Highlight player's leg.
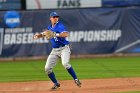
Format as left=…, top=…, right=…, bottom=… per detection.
left=61, top=49, right=77, bottom=79
left=45, top=53, right=60, bottom=90
left=61, top=45, right=81, bottom=87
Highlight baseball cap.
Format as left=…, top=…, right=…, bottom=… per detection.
left=50, top=12, right=59, bottom=18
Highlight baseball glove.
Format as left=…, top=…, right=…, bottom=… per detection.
left=41, top=30, right=56, bottom=39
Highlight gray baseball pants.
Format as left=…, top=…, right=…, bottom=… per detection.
left=45, top=45, right=71, bottom=74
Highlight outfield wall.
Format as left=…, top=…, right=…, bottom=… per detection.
left=0, top=7, right=140, bottom=57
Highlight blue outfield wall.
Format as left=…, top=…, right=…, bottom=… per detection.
left=0, top=7, right=140, bottom=57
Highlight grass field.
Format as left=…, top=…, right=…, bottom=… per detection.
left=0, top=56, right=140, bottom=82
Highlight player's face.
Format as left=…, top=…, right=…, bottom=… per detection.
left=50, top=16, right=59, bottom=25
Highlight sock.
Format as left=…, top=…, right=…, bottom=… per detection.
left=67, top=67, right=77, bottom=80
left=48, top=72, right=58, bottom=84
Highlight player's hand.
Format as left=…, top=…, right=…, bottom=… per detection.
left=33, top=33, right=41, bottom=39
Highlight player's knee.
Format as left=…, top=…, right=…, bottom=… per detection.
left=62, top=63, right=71, bottom=69
left=45, top=66, right=52, bottom=74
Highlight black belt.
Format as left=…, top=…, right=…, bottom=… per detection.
left=54, top=44, right=66, bottom=48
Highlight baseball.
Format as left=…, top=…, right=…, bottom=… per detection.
left=33, top=33, right=39, bottom=39
left=33, top=35, right=38, bottom=39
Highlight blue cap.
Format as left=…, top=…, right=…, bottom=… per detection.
left=50, top=12, right=59, bottom=18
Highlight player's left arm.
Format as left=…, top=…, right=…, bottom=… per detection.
left=56, top=23, right=69, bottom=37
left=56, top=32, right=69, bottom=37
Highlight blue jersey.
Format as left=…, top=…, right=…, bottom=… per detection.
left=47, top=21, right=69, bottom=48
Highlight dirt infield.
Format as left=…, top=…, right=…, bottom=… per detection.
left=0, top=77, right=140, bottom=93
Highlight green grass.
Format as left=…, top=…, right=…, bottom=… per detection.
left=0, top=56, right=140, bottom=82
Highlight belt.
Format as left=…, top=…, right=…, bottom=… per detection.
left=53, top=44, right=68, bottom=48
left=59, top=44, right=66, bottom=47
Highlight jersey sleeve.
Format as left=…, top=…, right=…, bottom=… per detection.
left=47, top=25, right=51, bottom=30
left=58, top=23, right=68, bottom=33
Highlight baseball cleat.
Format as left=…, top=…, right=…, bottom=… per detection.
left=50, top=83, right=60, bottom=91
left=75, top=79, right=82, bottom=88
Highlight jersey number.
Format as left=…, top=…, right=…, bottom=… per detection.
left=54, top=37, right=58, bottom=41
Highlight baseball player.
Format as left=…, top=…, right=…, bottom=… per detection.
left=33, top=12, right=81, bottom=90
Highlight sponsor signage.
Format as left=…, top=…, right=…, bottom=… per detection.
left=1, top=7, right=140, bottom=57
left=4, top=27, right=48, bottom=45
left=26, top=0, right=101, bottom=9
left=4, top=11, right=20, bottom=28
left=68, top=30, right=121, bottom=42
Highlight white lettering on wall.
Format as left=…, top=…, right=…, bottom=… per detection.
left=68, top=30, right=121, bottom=42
